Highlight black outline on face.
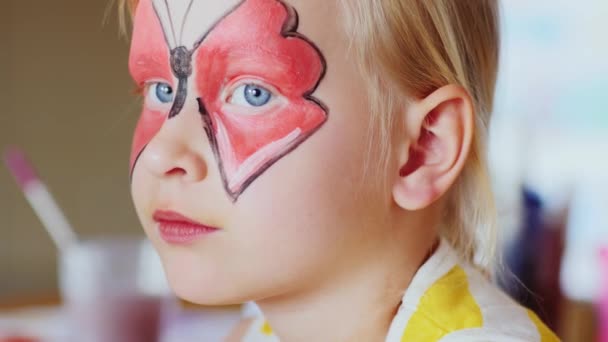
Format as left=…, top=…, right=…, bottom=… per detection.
left=131, top=0, right=328, bottom=202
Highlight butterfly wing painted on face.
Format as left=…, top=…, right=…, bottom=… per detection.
left=129, top=0, right=328, bottom=202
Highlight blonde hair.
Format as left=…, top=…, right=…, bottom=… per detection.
left=118, top=0, right=500, bottom=271
left=340, top=0, right=500, bottom=271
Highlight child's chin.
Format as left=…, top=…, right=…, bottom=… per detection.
left=170, top=282, right=248, bottom=306
left=164, top=263, right=248, bottom=306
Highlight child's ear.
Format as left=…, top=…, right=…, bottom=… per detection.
left=392, top=85, right=474, bottom=211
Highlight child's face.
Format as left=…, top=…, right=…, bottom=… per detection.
left=130, top=0, right=391, bottom=304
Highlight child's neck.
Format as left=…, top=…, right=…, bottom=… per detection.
left=256, top=222, right=438, bottom=341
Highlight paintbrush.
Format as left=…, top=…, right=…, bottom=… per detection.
left=3, top=147, right=78, bottom=251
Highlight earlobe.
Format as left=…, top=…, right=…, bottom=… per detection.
left=392, top=85, right=474, bottom=211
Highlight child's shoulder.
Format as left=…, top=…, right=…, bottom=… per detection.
left=385, top=239, right=560, bottom=342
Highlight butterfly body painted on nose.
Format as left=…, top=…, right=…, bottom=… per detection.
left=168, top=46, right=192, bottom=118
left=130, top=0, right=328, bottom=201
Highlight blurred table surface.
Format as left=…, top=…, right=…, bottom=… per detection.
left=0, top=294, right=61, bottom=311
left=0, top=293, right=243, bottom=341
left=1, top=294, right=600, bottom=342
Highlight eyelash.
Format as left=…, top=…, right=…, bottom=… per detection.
left=133, top=78, right=282, bottom=113
left=223, top=79, right=282, bottom=110
left=136, top=80, right=176, bottom=113
left=133, top=80, right=167, bottom=97
left=133, top=84, right=145, bottom=97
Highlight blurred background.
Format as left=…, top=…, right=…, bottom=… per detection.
left=0, top=2, right=139, bottom=293
left=489, top=1, right=608, bottom=340
left=0, top=0, right=607, bottom=341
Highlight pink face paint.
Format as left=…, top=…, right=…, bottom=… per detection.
left=128, top=0, right=173, bottom=171
left=195, top=0, right=327, bottom=199
left=128, top=0, right=327, bottom=201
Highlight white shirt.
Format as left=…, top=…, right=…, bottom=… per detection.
left=242, top=239, right=558, bottom=341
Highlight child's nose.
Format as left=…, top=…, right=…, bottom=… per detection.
left=139, top=109, right=208, bottom=183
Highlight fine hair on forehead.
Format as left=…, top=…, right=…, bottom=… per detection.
left=118, top=0, right=500, bottom=272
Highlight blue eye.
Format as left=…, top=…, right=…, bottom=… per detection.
left=244, top=84, right=272, bottom=106
left=148, top=82, right=174, bottom=104
left=229, top=84, right=273, bottom=107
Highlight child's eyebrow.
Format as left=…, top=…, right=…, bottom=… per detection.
left=128, top=49, right=173, bottom=85
left=128, top=0, right=173, bottom=85
left=193, top=0, right=326, bottom=95
left=216, top=46, right=323, bottom=94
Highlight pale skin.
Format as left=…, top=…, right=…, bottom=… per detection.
left=129, top=0, right=474, bottom=341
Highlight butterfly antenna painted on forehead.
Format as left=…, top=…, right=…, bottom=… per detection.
left=191, top=0, right=246, bottom=51
left=163, top=0, right=178, bottom=46
left=179, top=0, right=195, bottom=45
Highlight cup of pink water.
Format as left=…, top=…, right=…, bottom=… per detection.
left=59, top=237, right=174, bottom=342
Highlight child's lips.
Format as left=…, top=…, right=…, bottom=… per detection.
left=153, top=210, right=220, bottom=245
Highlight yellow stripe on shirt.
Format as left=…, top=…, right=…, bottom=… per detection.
left=401, top=266, right=483, bottom=341
left=527, top=309, right=560, bottom=342
left=260, top=321, right=274, bottom=336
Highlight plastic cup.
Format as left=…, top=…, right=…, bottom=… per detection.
left=58, top=237, right=173, bottom=342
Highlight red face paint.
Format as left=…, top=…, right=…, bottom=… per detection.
left=128, top=0, right=173, bottom=171
left=129, top=0, right=327, bottom=201
left=195, top=0, right=327, bottom=199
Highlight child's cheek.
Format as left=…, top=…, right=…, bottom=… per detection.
left=130, top=108, right=167, bottom=171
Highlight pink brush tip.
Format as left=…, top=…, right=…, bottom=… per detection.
left=601, top=246, right=608, bottom=289
left=601, top=247, right=608, bottom=262
left=3, top=147, right=39, bottom=189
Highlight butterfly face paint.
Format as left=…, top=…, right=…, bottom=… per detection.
left=129, top=0, right=328, bottom=201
